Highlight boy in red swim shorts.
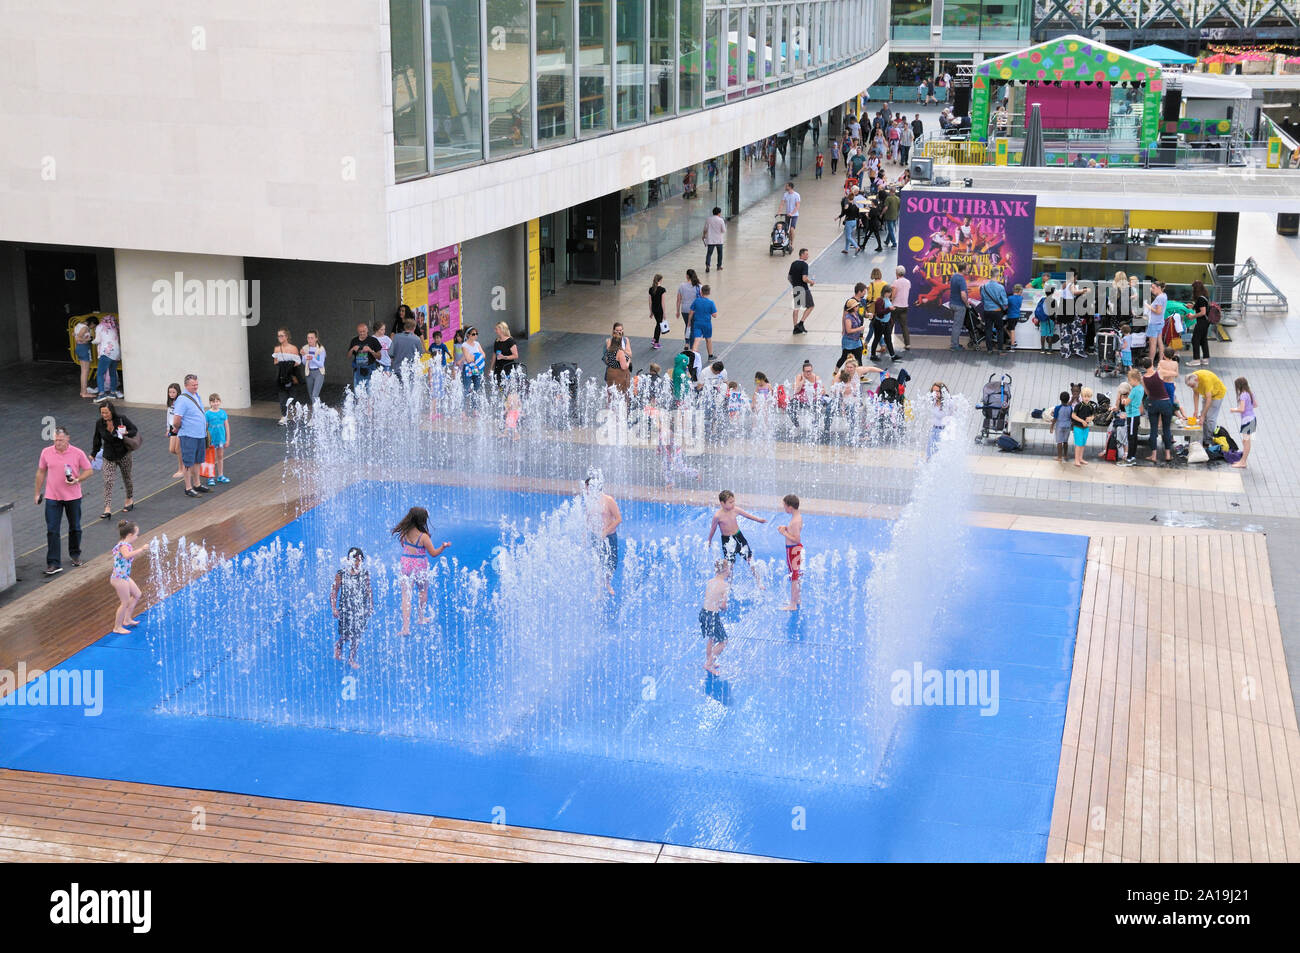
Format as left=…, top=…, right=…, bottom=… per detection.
left=777, top=493, right=803, bottom=611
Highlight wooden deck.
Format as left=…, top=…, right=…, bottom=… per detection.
left=1048, top=532, right=1300, bottom=862
left=0, top=770, right=779, bottom=863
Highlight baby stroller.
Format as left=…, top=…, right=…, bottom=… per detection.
left=769, top=214, right=793, bottom=256
left=1094, top=328, right=1122, bottom=379
left=975, top=372, right=1012, bottom=443
left=962, top=303, right=986, bottom=345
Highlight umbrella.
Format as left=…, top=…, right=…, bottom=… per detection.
left=1129, top=44, right=1196, bottom=66
left=1021, top=102, right=1046, bottom=167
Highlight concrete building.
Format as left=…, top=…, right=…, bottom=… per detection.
left=0, top=0, right=889, bottom=406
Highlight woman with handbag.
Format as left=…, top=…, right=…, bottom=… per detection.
left=604, top=332, right=632, bottom=394
left=92, top=400, right=139, bottom=518
left=273, top=327, right=303, bottom=425
left=649, top=274, right=667, bottom=349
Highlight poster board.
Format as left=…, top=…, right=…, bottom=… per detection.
left=400, top=244, right=462, bottom=343
left=896, top=191, right=1038, bottom=334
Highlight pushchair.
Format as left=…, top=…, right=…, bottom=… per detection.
left=1093, top=328, right=1122, bottom=379
left=769, top=214, right=793, bottom=256
left=975, top=372, right=1012, bottom=443
left=962, top=303, right=986, bottom=345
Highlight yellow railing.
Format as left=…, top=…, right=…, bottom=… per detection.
left=920, top=140, right=987, bottom=165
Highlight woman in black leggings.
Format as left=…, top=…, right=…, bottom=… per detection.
left=1143, top=365, right=1174, bottom=464
left=649, top=274, right=667, bottom=349
left=1189, top=279, right=1211, bottom=366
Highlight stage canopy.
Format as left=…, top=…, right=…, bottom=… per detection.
left=970, top=35, right=1165, bottom=148
left=1129, top=44, right=1197, bottom=66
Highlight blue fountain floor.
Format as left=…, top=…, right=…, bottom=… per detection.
left=0, top=483, right=1088, bottom=862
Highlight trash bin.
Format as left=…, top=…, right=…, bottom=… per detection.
left=1279, top=213, right=1299, bottom=236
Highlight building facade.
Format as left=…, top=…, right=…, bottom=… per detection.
left=0, top=0, right=888, bottom=406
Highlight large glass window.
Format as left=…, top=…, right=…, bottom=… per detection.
left=616, top=0, right=645, bottom=125
left=763, top=6, right=776, bottom=88
left=579, top=0, right=611, bottom=135
left=486, top=0, right=531, bottom=157
left=891, top=0, right=931, bottom=43
left=536, top=0, right=573, bottom=142
left=980, top=0, right=1030, bottom=44
left=727, top=9, right=742, bottom=98
left=943, top=0, right=982, bottom=43
left=679, top=0, right=703, bottom=111
left=746, top=5, right=759, bottom=91
left=649, top=0, right=675, bottom=117
left=428, top=0, right=483, bottom=169
left=790, top=4, right=802, bottom=78
left=704, top=7, right=723, bottom=104
left=391, top=0, right=427, bottom=180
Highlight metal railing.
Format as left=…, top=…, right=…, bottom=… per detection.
left=917, top=132, right=1294, bottom=170
left=1218, top=257, right=1289, bottom=318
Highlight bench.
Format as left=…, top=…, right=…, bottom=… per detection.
left=1009, top=410, right=1201, bottom=447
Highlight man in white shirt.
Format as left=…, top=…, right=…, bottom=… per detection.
left=703, top=206, right=727, bottom=272
left=892, top=266, right=913, bottom=350
left=778, top=182, right=802, bottom=241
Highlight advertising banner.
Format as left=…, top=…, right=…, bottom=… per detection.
left=400, top=244, right=462, bottom=343
left=896, top=192, right=1037, bottom=335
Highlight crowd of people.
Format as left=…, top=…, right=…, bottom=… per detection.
left=1044, top=351, right=1257, bottom=470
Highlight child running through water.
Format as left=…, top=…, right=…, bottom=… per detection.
left=109, top=521, right=149, bottom=634
left=1228, top=376, right=1256, bottom=469
left=707, top=489, right=767, bottom=581
left=331, top=547, right=373, bottom=669
left=777, top=494, right=803, bottom=611
left=392, top=507, right=452, bottom=636
left=205, top=393, right=231, bottom=485
left=700, top=559, right=732, bottom=675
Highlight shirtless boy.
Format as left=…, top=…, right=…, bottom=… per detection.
left=776, top=494, right=803, bottom=610
left=707, top=489, right=766, bottom=580
left=700, top=559, right=732, bottom=675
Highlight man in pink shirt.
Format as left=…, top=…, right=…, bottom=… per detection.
left=34, top=426, right=93, bottom=575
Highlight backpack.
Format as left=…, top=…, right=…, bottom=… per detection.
left=996, top=434, right=1022, bottom=452
left=1211, top=426, right=1239, bottom=452
left=1103, top=428, right=1118, bottom=461
left=1206, top=301, right=1222, bottom=324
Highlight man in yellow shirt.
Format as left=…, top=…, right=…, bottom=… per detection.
left=1185, top=369, right=1226, bottom=445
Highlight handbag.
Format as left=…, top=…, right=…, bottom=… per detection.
left=659, top=319, right=671, bottom=334
left=123, top=430, right=143, bottom=452
left=199, top=446, right=217, bottom=479
left=92, top=449, right=104, bottom=471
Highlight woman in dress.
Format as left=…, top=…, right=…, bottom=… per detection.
left=272, top=328, right=302, bottom=425
left=74, top=317, right=96, bottom=398
left=603, top=331, right=632, bottom=394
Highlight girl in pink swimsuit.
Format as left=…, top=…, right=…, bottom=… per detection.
left=391, top=506, right=451, bottom=636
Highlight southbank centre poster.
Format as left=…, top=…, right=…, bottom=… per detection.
left=896, top=192, right=1037, bottom=334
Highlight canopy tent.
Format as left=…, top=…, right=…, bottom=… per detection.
left=1128, top=44, right=1197, bottom=66
left=970, top=35, right=1165, bottom=149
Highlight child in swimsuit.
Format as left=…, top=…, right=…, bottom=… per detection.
left=331, top=547, right=373, bottom=669
left=391, top=506, right=452, bottom=636
left=707, top=489, right=766, bottom=581
left=109, top=520, right=149, bottom=635
left=700, top=560, right=732, bottom=675
left=777, top=494, right=803, bottom=611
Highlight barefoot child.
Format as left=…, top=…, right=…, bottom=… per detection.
left=700, top=559, right=732, bottom=675
left=205, top=393, right=231, bottom=485
left=392, top=507, right=452, bottom=636
left=1071, top=387, right=1097, bottom=467
left=331, top=547, right=373, bottom=669
left=109, top=521, right=149, bottom=634
left=1228, top=376, right=1256, bottom=469
left=777, top=494, right=803, bottom=610
left=707, top=489, right=767, bottom=580
left=1051, top=391, right=1072, bottom=463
